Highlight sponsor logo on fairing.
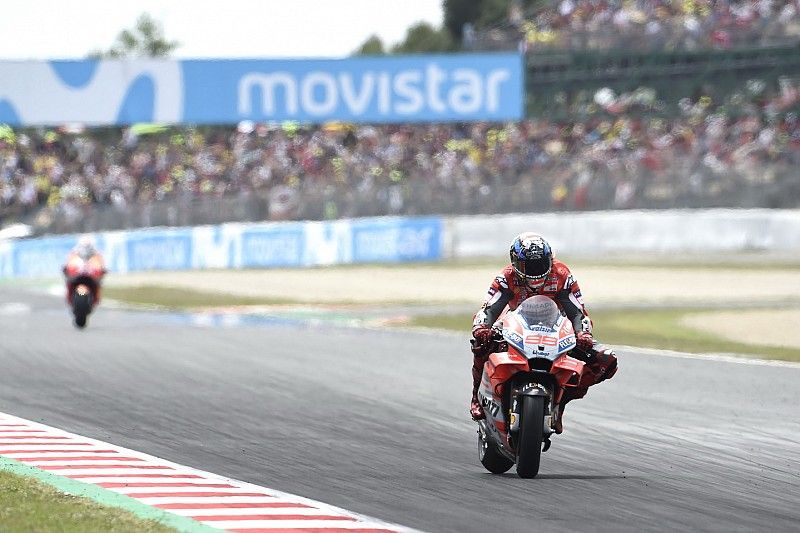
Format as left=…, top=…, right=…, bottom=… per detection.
left=558, top=335, right=576, bottom=352
left=505, top=330, right=523, bottom=346
left=479, top=393, right=501, bottom=417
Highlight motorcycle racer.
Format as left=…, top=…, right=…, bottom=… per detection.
left=62, top=236, right=106, bottom=306
left=470, top=232, right=617, bottom=432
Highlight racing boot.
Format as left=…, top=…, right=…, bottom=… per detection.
left=591, top=347, right=618, bottom=384
left=469, top=355, right=487, bottom=420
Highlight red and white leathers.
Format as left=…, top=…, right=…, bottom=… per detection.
left=63, top=251, right=106, bottom=306
left=470, top=260, right=617, bottom=426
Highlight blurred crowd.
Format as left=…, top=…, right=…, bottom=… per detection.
left=470, top=0, right=800, bottom=52
left=1, top=76, right=799, bottom=234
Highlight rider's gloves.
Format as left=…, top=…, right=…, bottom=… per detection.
left=471, top=325, right=494, bottom=357
left=576, top=331, right=594, bottom=352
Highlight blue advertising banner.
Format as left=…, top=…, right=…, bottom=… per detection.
left=0, top=54, right=523, bottom=126
left=125, top=232, right=192, bottom=271
left=0, top=216, right=445, bottom=278
left=12, top=235, right=77, bottom=278
left=351, top=217, right=442, bottom=263
left=241, top=225, right=304, bottom=267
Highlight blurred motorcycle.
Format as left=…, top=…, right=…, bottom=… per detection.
left=475, top=295, right=591, bottom=478
left=63, top=254, right=105, bottom=329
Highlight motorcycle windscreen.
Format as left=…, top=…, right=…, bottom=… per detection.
left=516, top=296, right=561, bottom=329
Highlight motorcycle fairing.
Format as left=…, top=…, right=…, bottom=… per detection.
left=64, top=255, right=104, bottom=280
left=479, top=349, right=529, bottom=448
left=485, top=350, right=529, bottom=398
left=64, top=255, right=104, bottom=307
left=556, top=318, right=577, bottom=355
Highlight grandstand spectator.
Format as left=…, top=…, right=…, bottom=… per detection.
left=0, top=76, right=798, bottom=235
left=475, top=0, right=800, bottom=52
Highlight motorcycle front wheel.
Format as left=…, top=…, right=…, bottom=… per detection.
left=516, top=395, right=545, bottom=478
left=73, top=291, right=92, bottom=329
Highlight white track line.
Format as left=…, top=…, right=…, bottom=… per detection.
left=621, top=345, right=800, bottom=369
left=195, top=520, right=394, bottom=529
left=110, top=487, right=270, bottom=495
left=169, top=507, right=338, bottom=517
left=136, top=489, right=284, bottom=502
left=69, top=476, right=210, bottom=483
left=0, top=448, right=115, bottom=454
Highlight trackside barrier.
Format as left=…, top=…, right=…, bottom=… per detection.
left=445, top=209, right=800, bottom=258
left=2, top=209, right=798, bottom=279
left=0, top=217, right=444, bottom=279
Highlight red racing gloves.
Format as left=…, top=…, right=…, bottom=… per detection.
left=576, top=331, right=594, bottom=352
left=471, top=325, right=494, bottom=357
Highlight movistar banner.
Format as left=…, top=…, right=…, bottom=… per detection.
left=0, top=54, right=523, bottom=126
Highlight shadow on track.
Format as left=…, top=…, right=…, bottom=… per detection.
left=472, top=473, right=629, bottom=480
left=536, top=473, right=629, bottom=480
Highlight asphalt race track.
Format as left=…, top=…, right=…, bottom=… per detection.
left=1, top=286, right=799, bottom=532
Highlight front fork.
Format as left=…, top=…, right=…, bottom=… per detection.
left=508, top=382, right=557, bottom=452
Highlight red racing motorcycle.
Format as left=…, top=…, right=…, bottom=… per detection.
left=63, top=254, right=105, bottom=329
left=475, top=295, right=589, bottom=478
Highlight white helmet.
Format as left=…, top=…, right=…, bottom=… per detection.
left=74, top=236, right=97, bottom=260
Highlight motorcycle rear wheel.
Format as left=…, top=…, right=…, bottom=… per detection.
left=516, top=395, right=545, bottom=478
left=478, top=428, right=513, bottom=474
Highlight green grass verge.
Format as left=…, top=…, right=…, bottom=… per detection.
left=408, top=308, right=800, bottom=362
left=0, top=470, right=176, bottom=532
left=103, top=285, right=295, bottom=308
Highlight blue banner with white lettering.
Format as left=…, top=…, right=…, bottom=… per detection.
left=351, top=217, right=442, bottom=263
left=0, top=54, right=523, bottom=126
left=125, top=232, right=193, bottom=271
left=241, top=225, right=305, bottom=267
left=0, top=216, right=444, bottom=278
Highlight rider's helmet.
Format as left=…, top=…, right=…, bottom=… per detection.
left=74, top=236, right=97, bottom=260
left=510, top=232, right=553, bottom=290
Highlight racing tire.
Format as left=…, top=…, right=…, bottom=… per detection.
left=516, top=395, right=545, bottom=478
left=478, top=428, right=513, bottom=474
left=73, top=291, right=92, bottom=330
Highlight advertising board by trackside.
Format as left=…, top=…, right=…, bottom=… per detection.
left=0, top=217, right=444, bottom=278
